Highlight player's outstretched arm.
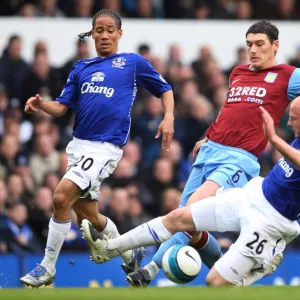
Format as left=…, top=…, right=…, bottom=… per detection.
left=25, top=94, right=69, bottom=118
left=260, top=106, right=300, bottom=169
left=156, top=90, right=174, bottom=151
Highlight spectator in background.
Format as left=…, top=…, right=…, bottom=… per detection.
left=122, top=140, right=141, bottom=177
left=167, top=44, right=183, bottom=67
left=102, top=188, right=131, bottom=234
left=0, top=85, right=9, bottom=135
left=73, top=0, right=94, bottom=18
left=0, top=35, right=29, bottom=102
left=0, top=134, right=20, bottom=179
left=137, top=43, right=152, bottom=61
left=144, top=158, right=175, bottom=215
left=21, top=53, right=61, bottom=111
left=289, top=45, right=300, bottom=68
left=4, top=202, right=41, bottom=254
left=161, top=188, right=181, bottom=214
left=160, top=140, right=192, bottom=188
left=0, top=179, right=8, bottom=215
left=275, top=0, right=300, bottom=20
left=28, top=187, right=53, bottom=246
left=225, top=47, right=248, bottom=77
left=18, top=3, right=37, bottom=17
left=131, top=95, right=163, bottom=166
left=6, top=173, right=31, bottom=205
left=63, top=210, right=88, bottom=251
left=126, top=183, right=152, bottom=228
left=29, top=134, right=60, bottom=188
left=14, top=153, right=34, bottom=195
left=235, top=0, right=252, bottom=19
left=210, top=0, right=235, bottom=19
left=44, top=172, right=60, bottom=193
left=61, top=40, right=91, bottom=81
left=191, top=46, right=214, bottom=83
left=110, top=157, right=136, bottom=188
left=36, top=0, right=65, bottom=17
left=34, top=40, right=48, bottom=57
left=100, top=0, right=122, bottom=14
left=164, top=0, right=194, bottom=19
left=194, top=0, right=211, bottom=19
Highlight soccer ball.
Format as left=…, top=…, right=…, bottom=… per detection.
left=162, top=244, right=202, bottom=284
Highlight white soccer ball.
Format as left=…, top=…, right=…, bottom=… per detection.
left=162, top=244, right=202, bottom=284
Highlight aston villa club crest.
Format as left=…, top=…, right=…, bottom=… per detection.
left=264, top=72, right=278, bottom=83
left=112, top=57, right=126, bottom=69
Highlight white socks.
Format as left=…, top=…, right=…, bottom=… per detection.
left=98, top=217, right=120, bottom=239
left=107, top=217, right=172, bottom=254
left=145, top=261, right=161, bottom=280
left=99, top=217, right=134, bottom=265
left=41, top=217, right=71, bottom=272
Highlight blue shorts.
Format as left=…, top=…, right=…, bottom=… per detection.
left=179, top=140, right=260, bottom=207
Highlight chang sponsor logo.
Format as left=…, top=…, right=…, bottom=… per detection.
left=278, top=157, right=294, bottom=178
left=81, top=82, right=115, bottom=98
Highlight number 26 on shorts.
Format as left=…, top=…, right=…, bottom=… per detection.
left=246, top=232, right=267, bottom=255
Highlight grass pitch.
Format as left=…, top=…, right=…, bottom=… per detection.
left=1, top=287, right=300, bottom=300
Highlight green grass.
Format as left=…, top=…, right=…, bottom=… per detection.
left=1, top=287, right=300, bottom=300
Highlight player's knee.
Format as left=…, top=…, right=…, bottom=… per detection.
left=167, top=208, right=192, bottom=231
left=206, top=270, right=228, bottom=286
left=53, top=191, right=69, bottom=212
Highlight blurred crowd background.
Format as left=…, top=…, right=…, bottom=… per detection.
left=1, top=0, right=300, bottom=20
left=1, top=0, right=300, bottom=257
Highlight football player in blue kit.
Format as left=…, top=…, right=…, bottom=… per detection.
left=82, top=96, right=300, bottom=286
left=20, top=9, right=174, bottom=287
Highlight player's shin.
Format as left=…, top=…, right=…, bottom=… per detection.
left=106, top=217, right=172, bottom=253
left=194, top=232, right=223, bottom=269
left=146, top=231, right=192, bottom=280
left=41, top=217, right=71, bottom=271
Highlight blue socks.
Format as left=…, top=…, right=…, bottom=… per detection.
left=153, top=231, right=191, bottom=267
left=197, top=232, right=223, bottom=269
left=152, top=231, right=222, bottom=269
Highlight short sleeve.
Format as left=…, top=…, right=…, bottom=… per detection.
left=287, top=68, right=300, bottom=101
left=56, top=64, right=78, bottom=109
left=135, top=54, right=172, bottom=98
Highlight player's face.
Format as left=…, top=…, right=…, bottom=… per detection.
left=246, top=33, right=279, bottom=70
left=92, top=16, right=122, bottom=57
left=288, top=105, right=300, bottom=138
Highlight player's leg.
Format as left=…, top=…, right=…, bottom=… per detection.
left=74, top=199, right=145, bottom=272
left=146, top=180, right=221, bottom=280
left=73, top=141, right=145, bottom=272
left=206, top=248, right=256, bottom=286
left=85, top=186, right=243, bottom=264
left=20, top=178, right=81, bottom=287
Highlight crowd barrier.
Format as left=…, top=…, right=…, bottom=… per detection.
left=1, top=251, right=300, bottom=288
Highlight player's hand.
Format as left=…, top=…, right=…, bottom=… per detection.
left=259, top=106, right=277, bottom=142
left=24, top=94, right=42, bottom=114
left=193, top=137, right=208, bottom=158
left=155, top=114, right=174, bottom=151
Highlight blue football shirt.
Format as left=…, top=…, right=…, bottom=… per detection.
left=262, top=139, right=300, bottom=220
left=56, top=53, right=172, bottom=146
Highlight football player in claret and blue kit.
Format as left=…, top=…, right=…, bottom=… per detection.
left=105, top=20, right=300, bottom=287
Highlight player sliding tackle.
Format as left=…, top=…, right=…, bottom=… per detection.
left=82, top=97, right=300, bottom=286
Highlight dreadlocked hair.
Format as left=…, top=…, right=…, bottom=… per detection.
left=78, top=9, right=122, bottom=42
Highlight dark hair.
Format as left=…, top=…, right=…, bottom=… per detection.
left=78, top=9, right=122, bottom=42
left=246, top=20, right=279, bottom=43
left=8, top=35, right=21, bottom=45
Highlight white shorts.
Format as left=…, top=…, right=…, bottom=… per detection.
left=63, top=138, right=123, bottom=200
left=190, top=177, right=300, bottom=284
